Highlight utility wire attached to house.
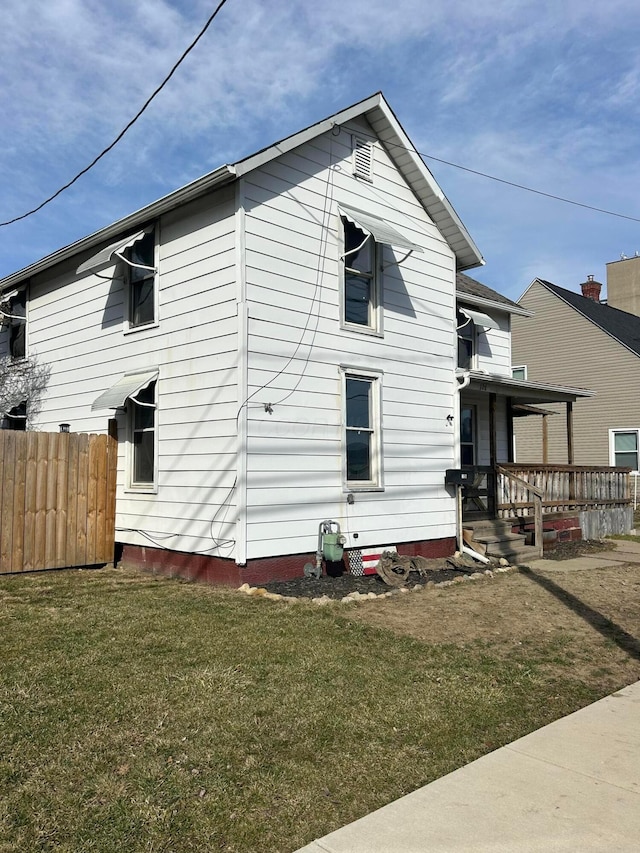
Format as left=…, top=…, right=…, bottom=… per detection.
left=0, top=0, right=231, bottom=228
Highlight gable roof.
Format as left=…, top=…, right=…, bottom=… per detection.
left=537, top=279, right=640, bottom=358
left=0, top=93, right=483, bottom=293
left=456, top=272, right=532, bottom=317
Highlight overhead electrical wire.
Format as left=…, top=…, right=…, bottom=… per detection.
left=0, top=0, right=231, bottom=228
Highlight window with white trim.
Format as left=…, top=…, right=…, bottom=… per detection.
left=457, top=309, right=475, bottom=370
left=343, top=370, right=382, bottom=489
left=609, top=429, right=640, bottom=472
left=512, top=365, right=527, bottom=381
left=125, top=229, right=157, bottom=329
left=460, top=406, right=476, bottom=466
left=1, top=401, right=27, bottom=431
left=128, top=380, right=157, bottom=487
left=341, top=217, right=381, bottom=333
left=1, top=288, right=27, bottom=359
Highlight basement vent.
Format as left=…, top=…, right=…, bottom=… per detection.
left=352, top=136, right=373, bottom=182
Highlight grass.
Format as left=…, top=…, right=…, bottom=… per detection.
left=0, top=567, right=632, bottom=853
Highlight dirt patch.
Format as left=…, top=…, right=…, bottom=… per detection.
left=348, top=555, right=640, bottom=694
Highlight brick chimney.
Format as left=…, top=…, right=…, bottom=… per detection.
left=580, top=275, right=602, bottom=302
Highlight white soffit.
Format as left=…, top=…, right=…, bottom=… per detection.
left=91, top=370, right=158, bottom=411
left=338, top=204, right=423, bottom=253
left=76, top=229, right=149, bottom=275
left=460, top=306, right=500, bottom=330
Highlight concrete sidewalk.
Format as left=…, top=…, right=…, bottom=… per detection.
left=297, top=550, right=640, bottom=852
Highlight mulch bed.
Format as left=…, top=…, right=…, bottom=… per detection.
left=263, top=561, right=473, bottom=600
left=262, top=540, right=613, bottom=599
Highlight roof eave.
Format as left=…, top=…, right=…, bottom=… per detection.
left=456, top=291, right=533, bottom=317
left=465, top=369, right=595, bottom=402
left=0, top=165, right=237, bottom=291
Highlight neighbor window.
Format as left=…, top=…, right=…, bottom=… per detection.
left=610, top=429, right=640, bottom=471
left=343, top=370, right=382, bottom=489
left=457, top=309, right=475, bottom=370
left=129, top=380, right=156, bottom=487
left=512, top=365, right=527, bottom=381
left=341, top=217, right=380, bottom=332
left=126, top=230, right=157, bottom=329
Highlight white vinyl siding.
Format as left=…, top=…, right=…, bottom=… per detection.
left=25, top=185, right=239, bottom=558
left=242, top=116, right=459, bottom=559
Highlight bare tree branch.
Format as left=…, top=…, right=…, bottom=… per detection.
left=0, top=356, right=51, bottom=427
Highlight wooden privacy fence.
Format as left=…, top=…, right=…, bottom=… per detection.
left=0, top=431, right=117, bottom=573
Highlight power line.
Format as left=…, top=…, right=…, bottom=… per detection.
left=0, top=0, right=231, bottom=228
left=407, top=146, right=640, bottom=225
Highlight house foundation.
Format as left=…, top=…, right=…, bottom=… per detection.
left=117, top=537, right=457, bottom=587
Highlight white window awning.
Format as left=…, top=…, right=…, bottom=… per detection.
left=91, top=369, right=158, bottom=411
left=460, top=306, right=500, bottom=330
left=76, top=229, right=150, bottom=275
left=338, top=204, right=423, bottom=253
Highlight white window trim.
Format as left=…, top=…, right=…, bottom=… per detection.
left=511, top=365, right=528, bottom=380
left=125, top=380, right=159, bottom=493
left=123, top=224, right=160, bottom=334
left=1, top=284, right=28, bottom=360
left=457, top=309, right=477, bottom=370
left=608, top=428, right=640, bottom=473
left=340, top=366, right=384, bottom=492
left=339, top=215, right=383, bottom=337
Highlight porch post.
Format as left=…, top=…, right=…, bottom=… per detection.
left=542, top=414, right=548, bottom=464
left=567, top=401, right=575, bottom=501
left=489, top=393, right=497, bottom=467
left=566, top=401, right=574, bottom=464
left=506, top=397, right=514, bottom=463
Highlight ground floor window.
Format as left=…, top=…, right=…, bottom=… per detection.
left=129, top=380, right=156, bottom=487
left=342, top=368, right=382, bottom=489
left=460, top=406, right=475, bottom=465
left=609, top=429, right=640, bottom=471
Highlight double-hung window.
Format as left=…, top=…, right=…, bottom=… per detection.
left=1, top=288, right=27, bottom=359
left=126, top=230, right=157, bottom=329
left=457, top=309, right=475, bottom=370
left=609, top=429, right=640, bottom=472
left=341, top=217, right=380, bottom=333
left=343, top=369, right=382, bottom=490
left=129, top=380, right=157, bottom=487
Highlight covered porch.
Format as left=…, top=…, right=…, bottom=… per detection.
left=457, top=371, right=632, bottom=556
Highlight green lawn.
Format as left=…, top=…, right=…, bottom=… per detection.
left=0, top=568, right=614, bottom=852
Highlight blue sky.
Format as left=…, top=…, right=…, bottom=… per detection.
left=2, top=0, right=640, bottom=300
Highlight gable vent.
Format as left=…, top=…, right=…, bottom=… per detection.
left=352, top=136, right=373, bottom=182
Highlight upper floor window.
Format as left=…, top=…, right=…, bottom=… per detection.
left=125, top=230, right=157, bottom=329
left=457, top=309, right=475, bottom=370
left=1, top=288, right=27, bottom=359
left=341, top=217, right=381, bottom=333
left=512, top=365, right=527, bottom=381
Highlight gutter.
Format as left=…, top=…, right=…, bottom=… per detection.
left=0, top=165, right=237, bottom=292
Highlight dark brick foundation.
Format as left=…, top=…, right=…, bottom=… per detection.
left=117, top=536, right=457, bottom=587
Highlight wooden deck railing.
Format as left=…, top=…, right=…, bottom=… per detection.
left=496, top=464, right=631, bottom=517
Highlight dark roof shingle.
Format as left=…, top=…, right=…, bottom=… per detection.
left=539, top=279, right=640, bottom=358
left=456, top=272, right=520, bottom=309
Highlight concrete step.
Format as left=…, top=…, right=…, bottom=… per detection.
left=472, top=532, right=527, bottom=545
left=464, top=519, right=514, bottom=535
left=485, top=542, right=541, bottom=563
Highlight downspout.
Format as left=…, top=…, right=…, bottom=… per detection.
left=454, top=370, right=471, bottom=556
left=235, top=183, right=248, bottom=566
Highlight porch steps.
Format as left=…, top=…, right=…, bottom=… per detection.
left=463, top=520, right=541, bottom=564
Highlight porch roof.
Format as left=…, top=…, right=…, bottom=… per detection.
left=462, top=370, right=595, bottom=405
